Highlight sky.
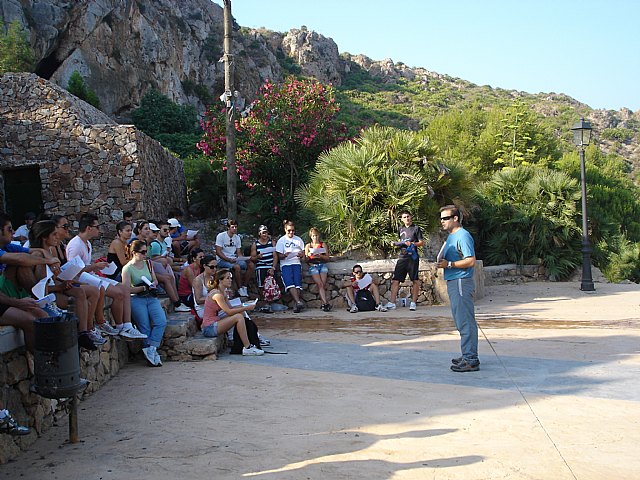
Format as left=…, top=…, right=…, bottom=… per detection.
left=213, top=0, right=639, bottom=112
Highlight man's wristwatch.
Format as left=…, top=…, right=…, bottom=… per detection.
left=447, top=261, right=453, bottom=269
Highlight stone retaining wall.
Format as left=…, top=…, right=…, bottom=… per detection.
left=484, top=264, right=548, bottom=286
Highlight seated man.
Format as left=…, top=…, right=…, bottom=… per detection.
left=215, top=219, right=254, bottom=297
left=344, top=264, right=387, bottom=313
left=12, top=211, right=36, bottom=245
left=168, top=208, right=200, bottom=256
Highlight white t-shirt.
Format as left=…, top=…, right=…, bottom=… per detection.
left=13, top=224, right=29, bottom=241
left=276, top=235, right=305, bottom=266
left=66, top=235, right=92, bottom=266
left=215, top=231, right=240, bottom=261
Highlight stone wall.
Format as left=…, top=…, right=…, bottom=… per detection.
left=0, top=337, right=129, bottom=464
left=484, top=264, right=548, bottom=286
left=0, top=73, right=187, bottom=245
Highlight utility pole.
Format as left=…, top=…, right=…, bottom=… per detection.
left=223, top=0, right=237, bottom=220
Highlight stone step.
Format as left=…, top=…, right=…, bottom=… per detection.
left=158, top=308, right=228, bottom=361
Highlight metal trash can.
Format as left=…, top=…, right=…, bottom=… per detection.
left=32, top=313, right=86, bottom=399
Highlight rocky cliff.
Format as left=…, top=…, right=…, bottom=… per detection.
left=2, top=0, right=638, bottom=171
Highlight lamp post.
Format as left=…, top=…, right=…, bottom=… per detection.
left=571, top=118, right=595, bottom=291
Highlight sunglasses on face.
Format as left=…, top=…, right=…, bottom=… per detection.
left=205, top=264, right=216, bottom=269
left=440, top=215, right=454, bottom=221
left=353, top=270, right=363, bottom=274
left=137, top=250, right=147, bottom=254
left=57, top=224, right=70, bottom=230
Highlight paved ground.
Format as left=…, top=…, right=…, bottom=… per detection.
left=2, top=281, right=639, bottom=479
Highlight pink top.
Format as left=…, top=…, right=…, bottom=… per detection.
left=178, top=263, right=200, bottom=297
left=202, top=294, right=223, bottom=329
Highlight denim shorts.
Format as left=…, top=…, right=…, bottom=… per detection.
left=308, top=263, right=328, bottom=275
left=217, top=259, right=248, bottom=271
left=202, top=322, right=219, bottom=338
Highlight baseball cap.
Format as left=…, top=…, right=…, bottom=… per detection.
left=258, top=225, right=269, bottom=233
left=149, top=223, right=160, bottom=231
left=168, top=218, right=181, bottom=228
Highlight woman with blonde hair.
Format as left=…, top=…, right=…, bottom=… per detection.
left=304, top=227, right=332, bottom=311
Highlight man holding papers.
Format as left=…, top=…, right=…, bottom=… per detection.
left=66, top=214, right=145, bottom=340
left=344, top=265, right=387, bottom=313
left=275, top=220, right=305, bottom=313
left=215, top=219, right=254, bottom=297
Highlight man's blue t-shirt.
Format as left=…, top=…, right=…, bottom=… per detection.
left=0, top=243, right=30, bottom=274
left=442, top=227, right=475, bottom=281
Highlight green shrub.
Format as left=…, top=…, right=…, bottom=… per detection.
left=66, top=71, right=101, bottom=108
left=0, top=18, right=33, bottom=74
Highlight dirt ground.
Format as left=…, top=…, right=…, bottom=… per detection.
left=2, top=281, right=639, bottom=480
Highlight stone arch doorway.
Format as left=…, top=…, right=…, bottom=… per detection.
left=2, top=166, right=43, bottom=227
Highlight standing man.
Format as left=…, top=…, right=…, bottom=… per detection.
left=436, top=205, right=480, bottom=372
left=215, top=219, right=253, bottom=297
left=385, top=210, right=424, bottom=311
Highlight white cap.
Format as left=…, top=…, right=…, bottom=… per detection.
left=149, top=223, right=160, bottom=231
left=168, top=218, right=181, bottom=228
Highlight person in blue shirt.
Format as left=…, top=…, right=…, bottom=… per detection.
left=436, top=205, right=480, bottom=372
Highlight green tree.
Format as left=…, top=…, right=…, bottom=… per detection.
left=472, top=165, right=582, bottom=280
left=297, top=125, right=472, bottom=255
left=131, top=89, right=200, bottom=157
left=0, top=18, right=34, bottom=74
left=66, top=71, right=101, bottom=109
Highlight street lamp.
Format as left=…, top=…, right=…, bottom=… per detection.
left=571, top=118, right=595, bottom=291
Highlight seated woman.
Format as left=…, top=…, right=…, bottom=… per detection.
left=192, top=254, right=216, bottom=324
left=177, top=248, right=203, bottom=309
left=344, top=264, right=387, bottom=313
left=28, top=220, right=103, bottom=350
left=107, top=220, right=132, bottom=281
left=304, top=227, right=332, bottom=312
left=201, top=269, right=263, bottom=356
left=121, top=240, right=167, bottom=367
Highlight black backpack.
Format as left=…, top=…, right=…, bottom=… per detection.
left=230, top=316, right=262, bottom=354
left=355, top=289, right=376, bottom=312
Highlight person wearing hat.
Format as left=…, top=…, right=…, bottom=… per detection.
left=168, top=208, right=200, bottom=256
left=13, top=212, right=36, bottom=244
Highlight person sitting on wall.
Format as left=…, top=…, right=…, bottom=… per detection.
left=177, top=248, right=203, bottom=309
left=215, top=219, right=253, bottom=297
left=12, top=211, right=37, bottom=244
left=192, top=254, right=217, bottom=324
left=66, top=213, right=146, bottom=340
left=344, top=264, right=388, bottom=313
left=168, top=208, right=200, bottom=256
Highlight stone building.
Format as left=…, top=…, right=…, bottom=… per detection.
left=0, top=73, right=187, bottom=241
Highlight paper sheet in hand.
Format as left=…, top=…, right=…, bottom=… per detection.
left=286, top=249, right=301, bottom=260
left=436, top=244, right=446, bottom=262
left=356, top=273, right=373, bottom=289
left=100, top=261, right=118, bottom=275
left=309, top=247, right=326, bottom=255
left=36, top=293, right=56, bottom=307
left=242, top=299, right=258, bottom=306
left=78, top=272, right=119, bottom=290
left=186, top=230, right=198, bottom=240
left=228, top=297, right=242, bottom=307
left=258, top=246, right=275, bottom=255
left=32, top=265, right=54, bottom=299
left=236, top=256, right=251, bottom=262
left=57, top=256, right=85, bottom=281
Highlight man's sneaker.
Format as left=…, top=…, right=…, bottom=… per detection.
left=384, top=301, right=397, bottom=310
left=119, top=325, right=147, bottom=339
left=96, top=322, right=119, bottom=336
left=88, top=327, right=107, bottom=345
left=451, top=356, right=463, bottom=365
left=154, top=350, right=163, bottom=366
left=78, top=332, right=97, bottom=351
left=44, top=302, right=65, bottom=317
left=238, top=287, right=248, bottom=297
left=259, top=305, right=273, bottom=313
left=375, top=304, right=388, bottom=312
left=409, top=301, right=417, bottom=311
left=0, top=410, right=30, bottom=436
left=350, top=304, right=359, bottom=313
left=450, top=359, right=480, bottom=372
left=174, top=303, right=191, bottom=313
left=242, top=344, right=264, bottom=356
left=258, top=334, right=271, bottom=347
left=142, top=346, right=159, bottom=366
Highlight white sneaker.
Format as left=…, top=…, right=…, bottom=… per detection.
left=384, top=301, right=397, bottom=310
left=409, top=301, right=417, bottom=311
left=258, top=334, right=271, bottom=347
left=242, top=344, right=264, bottom=356
left=88, top=327, right=107, bottom=345
left=349, top=304, right=358, bottom=313
left=238, top=287, right=248, bottom=297
left=97, top=322, right=120, bottom=336
left=120, top=325, right=147, bottom=339
left=142, top=346, right=159, bottom=366
left=375, top=304, right=388, bottom=312
left=154, top=349, right=162, bottom=366
left=174, top=303, right=191, bottom=313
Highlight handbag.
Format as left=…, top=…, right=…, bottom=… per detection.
left=262, top=273, right=281, bottom=302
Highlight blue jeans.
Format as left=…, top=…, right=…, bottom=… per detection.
left=308, top=263, right=328, bottom=275
left=217, top=259, right=248, bottom=270
left=202, top=322, right=219, bottom=338
left=130, top=295, right=167, bottom=348
left=447, top=277, right=478, bottom=363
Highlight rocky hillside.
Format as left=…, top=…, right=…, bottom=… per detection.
left=2, top=0, right=639, bottom=173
